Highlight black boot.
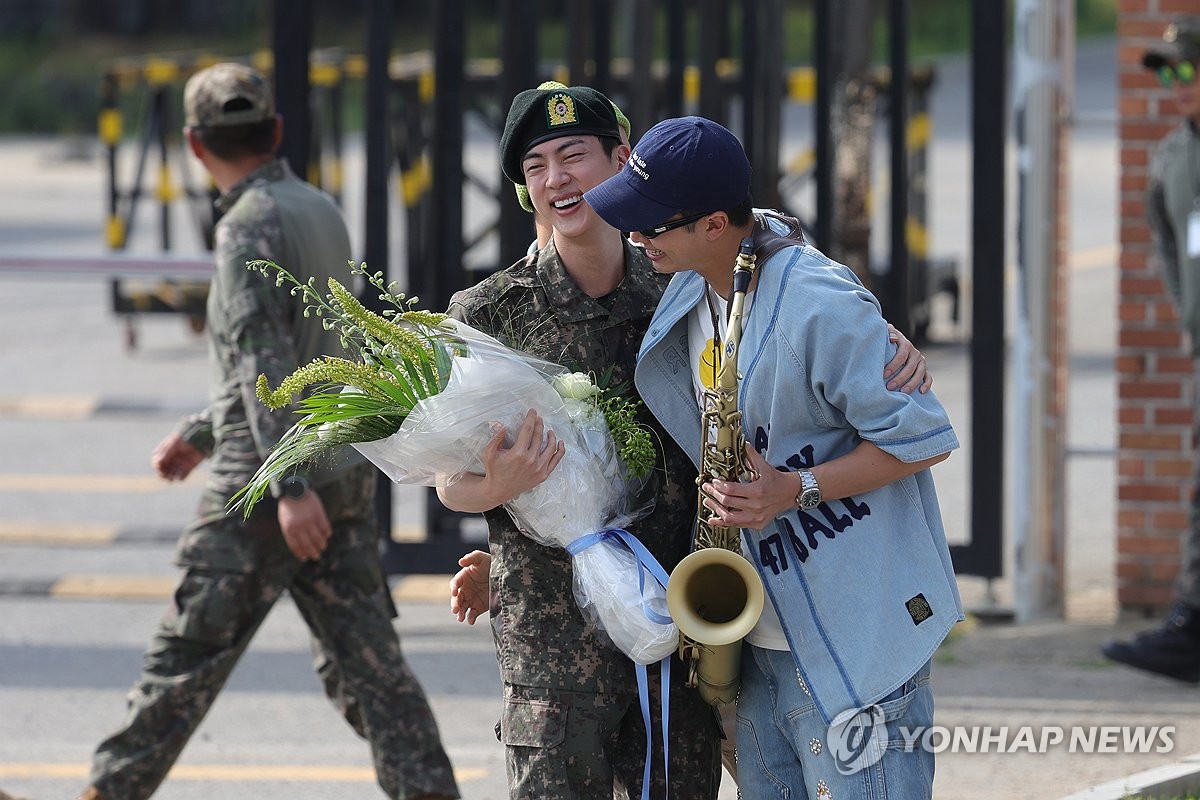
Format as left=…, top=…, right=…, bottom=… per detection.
left=1102, top=602, right=1200, bottom=684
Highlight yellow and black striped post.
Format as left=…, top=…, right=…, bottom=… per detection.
left=99, top=72, right=125, bottom=250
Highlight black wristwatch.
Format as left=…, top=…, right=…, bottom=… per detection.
left=279, top=476, right=311, bottom=499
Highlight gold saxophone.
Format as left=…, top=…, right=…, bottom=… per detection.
left=666, top=237, right=766, bottom=707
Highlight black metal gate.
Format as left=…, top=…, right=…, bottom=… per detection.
left=189, top=0, right=1005, bottom=580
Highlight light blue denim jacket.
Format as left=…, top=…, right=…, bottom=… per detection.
left=635, top=237, right=963, bottom=724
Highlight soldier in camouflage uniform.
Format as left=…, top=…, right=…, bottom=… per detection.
left=1103, top=18, right=1200, bottom=684
left=77, top=63, right=459, bottom=800
left=441, top=85, right=724, bottom=800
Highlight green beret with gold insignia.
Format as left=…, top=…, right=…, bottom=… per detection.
left=513, top=81, right=631, bottom=212
left=500, top=85, right=622, bottom=186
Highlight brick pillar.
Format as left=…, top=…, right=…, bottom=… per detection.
left=1116, top=2, right=1192, bottom=614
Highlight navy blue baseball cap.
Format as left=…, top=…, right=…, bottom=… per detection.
left=583, top=116, right=751, bottom=233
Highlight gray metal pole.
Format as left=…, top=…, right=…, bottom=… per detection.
left=1013, top=0, right=1072, bottom=621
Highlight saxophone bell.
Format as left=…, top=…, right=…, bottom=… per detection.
left=666, top=546, right=765, bottom=705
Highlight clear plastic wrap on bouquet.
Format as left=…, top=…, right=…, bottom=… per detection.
left=353, top=321, right=679, bottom=664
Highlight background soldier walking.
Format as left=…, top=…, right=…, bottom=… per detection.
left=75, top=62, right=460, bottom=800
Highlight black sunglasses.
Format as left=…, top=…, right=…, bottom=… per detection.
left=1157, top=61, right=1197, bottom=87
left=638, top=211, right=713, bottom=239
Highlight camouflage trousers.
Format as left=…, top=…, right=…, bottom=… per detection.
left=89, top=464, right=459, bottom=800
left=499, top=661, right=722, bottom=799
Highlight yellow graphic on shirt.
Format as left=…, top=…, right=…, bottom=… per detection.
left=699, top=336, right=720, bottom=390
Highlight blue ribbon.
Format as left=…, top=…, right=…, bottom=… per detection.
left=567, top=528, right=673, bottom=626
left=567, top=528, right=674, bottom=799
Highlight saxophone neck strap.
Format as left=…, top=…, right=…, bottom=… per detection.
left=751, top=209, right=807, bottom=263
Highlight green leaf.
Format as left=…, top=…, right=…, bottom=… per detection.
left=433, top=340, right=454, bottom=391
left=396, top=354, right=433, bottom=401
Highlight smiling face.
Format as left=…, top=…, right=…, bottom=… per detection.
left=628, top=213, right=713, bottom=276
left=521, top=135, right=626, bottom=240
left=626, top=209, right=745, bottom=297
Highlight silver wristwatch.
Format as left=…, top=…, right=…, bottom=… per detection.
left=795, top=468, right=822, bottom=510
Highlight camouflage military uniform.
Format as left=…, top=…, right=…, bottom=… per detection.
left=448, top=239, right=721, bottom=799
left=88, top=159, right=459, bottom=800
left=1148, top=120, right=1200, bottom=606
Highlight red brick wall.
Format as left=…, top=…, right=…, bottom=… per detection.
left=1116, top=2, right=1190, bottom=612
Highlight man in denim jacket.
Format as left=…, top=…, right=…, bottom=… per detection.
left=585, top=116, right=962, bottom=799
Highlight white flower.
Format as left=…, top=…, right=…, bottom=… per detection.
left=552, top=371, right=600, bottom=400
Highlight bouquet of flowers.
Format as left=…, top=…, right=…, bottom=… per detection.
left=234, top=260, right=679, bottom=665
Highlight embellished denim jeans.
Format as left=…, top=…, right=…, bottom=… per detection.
left=735, top=646, right=935, bottom=799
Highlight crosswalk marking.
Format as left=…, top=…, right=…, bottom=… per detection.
left=0, top=574, right=451, bottom=603
left=0, top=393, right=199, bottom=421
left=0, top=521, right=119, bottom=545
left=0, top=761, right=487, bottom=783
left=50, top=575, right=178, bottom=599
left=0, top=520, right=431, bottom=546
left=0, top=474, right=190, bottom=492
left=0, top=395, right=97, bottom=419
left=392, top=574, right=452, bottom=602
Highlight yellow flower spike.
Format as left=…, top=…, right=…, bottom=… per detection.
left=399, top=309, right=449, bottom=328
left=326, top=278, right=437, bottom=370
left=255, top=357, right=394, bottom=409
left=234, top=258, right=476, bottom=518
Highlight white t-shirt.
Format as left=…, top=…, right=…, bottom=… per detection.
left=687, top=287, right=789, bottom=651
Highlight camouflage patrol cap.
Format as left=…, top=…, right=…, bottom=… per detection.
left=184, top=62, right=275, bottom=128
left=500, top=85, right=622, bottom=185
left=1143, top=17, right=1200, bottom=70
